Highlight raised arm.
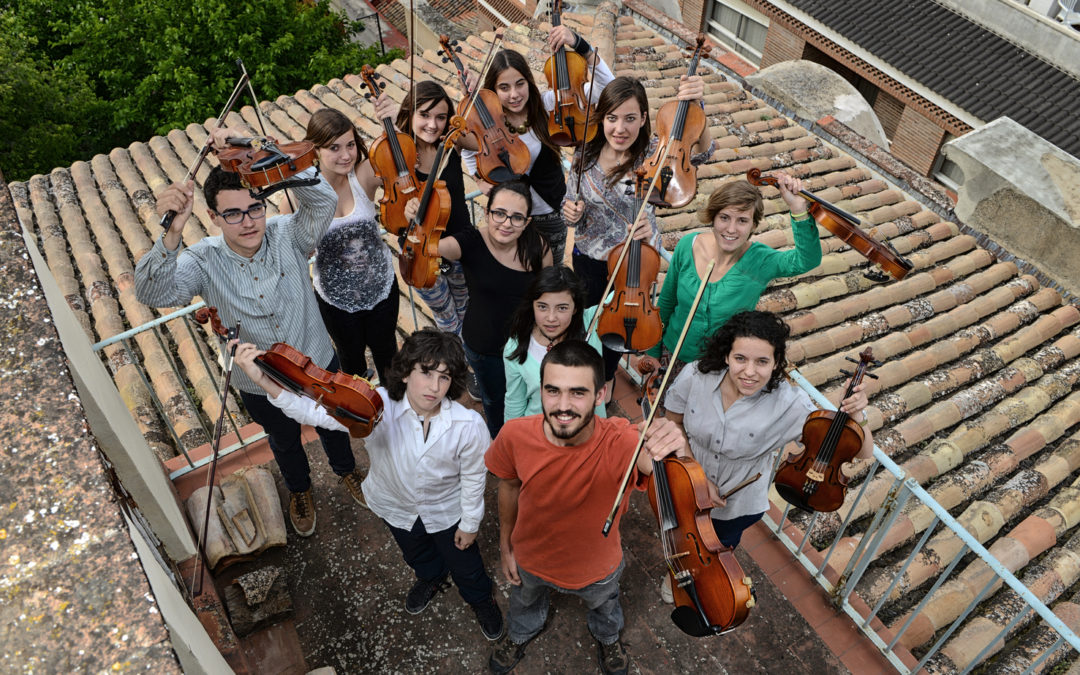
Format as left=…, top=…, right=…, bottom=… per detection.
left=134, top=180, right=209, bottom=307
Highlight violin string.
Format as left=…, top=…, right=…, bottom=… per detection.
left=573, top=48, right=601, bottom=197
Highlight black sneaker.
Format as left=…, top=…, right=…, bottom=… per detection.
left=404, top=574, right=450, bottom=614
left=467, top=371, right=483, bottom=401
left=489, top=623, right=545, bottom=674
left=472, top=598, right=506, bottom=641
left=596, top=639, right=629, bottom=675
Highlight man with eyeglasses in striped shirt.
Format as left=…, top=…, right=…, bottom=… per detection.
left=135, top=127, right=363, bottom=538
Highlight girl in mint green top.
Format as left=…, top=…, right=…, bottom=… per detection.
left=503, top=266, right=607, bottom=422
left=644, top=176, right=821, bottom=365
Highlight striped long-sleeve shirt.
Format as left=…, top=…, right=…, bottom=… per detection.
left=135, top=169, right=338, bottom=394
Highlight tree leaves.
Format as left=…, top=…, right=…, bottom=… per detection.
left=0, top=0, right=402, bottom=181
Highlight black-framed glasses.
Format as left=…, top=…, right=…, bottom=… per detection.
left=215, top=203, right=266, bottom=224
left=488, top=208, right=528, bottom=228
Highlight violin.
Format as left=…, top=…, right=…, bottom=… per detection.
left=195, top=307, right=383, bottom=438
left=254, top=343, right=383, bottom=439
left=641, top=35, right=711, bottom=209
left=358, top=65, right=423, bottom=237
left=544, top=0, right=597, bottom=146
left=398, top=116, right=470, bottom=289
left=774, top=347, right=878, bottom=512
left=746, top=168, right=913, bottom=281
left=596, top=169, right=663, bottom=353
left=438, top=34, right=529, bottom=184
left=639, top=363, right=756, bottom=636
left=217, top=137, right=321, bottom=200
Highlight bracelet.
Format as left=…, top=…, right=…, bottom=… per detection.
left=858, top=409, right=869, bottom=427
left=573, top=34, right=593, bottom=56
left=789, top=210, right=809, bottom=221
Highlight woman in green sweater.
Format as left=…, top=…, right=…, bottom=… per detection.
left=641, top=174, right=821, bottom=378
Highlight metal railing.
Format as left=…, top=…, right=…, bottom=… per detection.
left=760, top=368, right=1080, bottom=673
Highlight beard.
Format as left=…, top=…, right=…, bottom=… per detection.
left=544, top=405, right=596, bottom=441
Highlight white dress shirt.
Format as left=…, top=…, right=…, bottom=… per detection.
left=268, top=386, right=490, bottom=532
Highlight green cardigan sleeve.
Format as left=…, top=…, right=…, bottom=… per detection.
left=648, top=235, right=693, bottom=358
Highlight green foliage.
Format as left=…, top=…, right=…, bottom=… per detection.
left=1, top=0, right=401, bottom=181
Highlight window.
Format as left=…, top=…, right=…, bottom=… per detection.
left=706, top=1, right=769, bottom=63
left=932, top=133, right=965, bottom=190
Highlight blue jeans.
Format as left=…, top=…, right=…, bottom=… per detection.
left=386, top=517, right=493, bottom=606
left=239, top=352, right=354, bottom=493
left=508, top=558, right=625, bottom=645
left=413, top=260, right=468, bottom=337
left=463, top=342, right=505, bottom=439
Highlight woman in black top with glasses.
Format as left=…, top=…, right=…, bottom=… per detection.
left=426, top=180, right=552, bottom=437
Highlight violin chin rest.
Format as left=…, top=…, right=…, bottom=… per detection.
left=670, top=606, right=728, bottom=638
left=599, top=333, right=632, bottom=354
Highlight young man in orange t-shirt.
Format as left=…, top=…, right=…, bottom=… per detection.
left=485, top=340, right=688, bottom=675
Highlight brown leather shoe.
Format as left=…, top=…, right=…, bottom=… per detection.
left=289, top=489, right=316, bottom=537
left=339, top=470, right=370, bottom=510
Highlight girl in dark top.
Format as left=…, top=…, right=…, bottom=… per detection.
left=460, top=25, right=614, bottom=265
left=282, top=108, right=398, bottom=383
left=430, top=180, right=553, bottom=437
left=368, top=81, right=473, bottom=337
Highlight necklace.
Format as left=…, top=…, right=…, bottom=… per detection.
left=504, top=117, right=530, bottom=134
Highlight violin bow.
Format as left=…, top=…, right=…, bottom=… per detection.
left=236, top=58, right=296, bottom=213
left=601, top=259, right=714, bottom=536
left=191, top=319, right=241, bottom=596
left=583, top=138, right=675, bottom=341
left=159, top=73, right=249, bottom=230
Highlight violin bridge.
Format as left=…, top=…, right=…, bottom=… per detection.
left=668, top=551, right=691, bottom=560
left=625, top=302, right=640, bottom=307
left=806, top=469, right=825, bottom=482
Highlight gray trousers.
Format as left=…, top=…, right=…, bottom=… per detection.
left=530, top=211, right=567, bottom=265
left=508, top=558, right=625, bottom=645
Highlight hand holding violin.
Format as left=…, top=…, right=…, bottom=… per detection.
left=403, top=197, right=420, bottom=223
left=772, top=172, right=810, bottom=216
left=637, top=417, right=690, bottom=472
left=676, top=74, right=705, bottom=102
left=157, top=180, right=195, bottom=250
left=547, top=24, right=579, bottom=53
left=837, top=377, right=869, bottom=419
left=230, top=340, right=282, bottom=397
left=372, top=94, right=399, bottom=127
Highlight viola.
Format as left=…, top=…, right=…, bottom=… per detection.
left=543, top=0, right=597, bottom=146
left=358, top=64, right=423, bottom=237
left=639, top=364, right=756, bottom=636
left=438, top=34, right=529, bottom=184
left=399, top=115, right=471, bottom=289
left=596, top=169, right=663, bottom=353
left=774, top=347, right=878, bottom=512
left=217, top=137, right=321, bottom=200
left=746, top=168, right=913, bottom=281
left=641, top=34, right=710, bottom=209
left=254, top=343, right=384, bottom=439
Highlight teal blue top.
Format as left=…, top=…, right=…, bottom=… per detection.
left=647, top=214, right=821, bottom=362
left=503, top=305, right=607, bottom=422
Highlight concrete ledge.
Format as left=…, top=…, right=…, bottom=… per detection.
left=945, top=117, right=1080, bottom=297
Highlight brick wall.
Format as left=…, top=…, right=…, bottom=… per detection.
left=760, top=21, right=805, bottom=68
left=680, top=0, right=706, bottom=33
left=890, top=106, right=946, bottom=175
left=874, top=89, right=904, bottom=140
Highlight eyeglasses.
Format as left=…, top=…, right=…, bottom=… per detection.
left=488, top=208, right=528, bottom=228
left=215, top=203, right=266, bottom=224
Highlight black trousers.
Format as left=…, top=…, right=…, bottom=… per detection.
left=386, top=516, right=493, bottom=606
left=316, top=278, right=400, bottom=384
left=239, top=352, right=354, bottom=493
left=572, top=251, right=626, bottom=382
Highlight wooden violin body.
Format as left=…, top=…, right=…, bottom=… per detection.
left=359, top=64, right=423, bottom=237
left=438, top=35, right=529, bottom=184
left=255, top=343, right=383, bottom=438
left=217, top=138, right=320, bottom=199
left=641, top=34, right=710, bottom=209
left=774, top=347, right=875, bottom=512
left=746, top=168, right=913, bottom=281
left=648, top=456, right=755, bottom=636
left=544, top=0, right=596, bottom=146
left=597, top=238, right=662, bottom=353
left=398, top=177, right=451, bottom=289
